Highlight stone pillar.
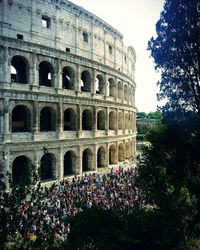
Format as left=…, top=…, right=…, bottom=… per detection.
left=105, top=107, right=109, bottom=135
left=93, top=144, right=97, bottom=172
left=115, top=77, right=118, bottom=102
left=0, top=46, right=10, bottom=83
left=55, top=59, right=62, bottom=91
left=58, top=146, right=63, bottom=180
left=123, top=110, right=126, bottom=134
left=115, top=108, right=118, bottom=135
left=4, top=99, right=10, bottom=142
left=57, top=102, right=63, bottom=139
left=91, top=69, right=96, bottom=95
left=105, top=143, right=109, bottom=168
left=92, top=106, right=97, bottom=136
left=77, top=105, right=82, bottom=137
left=4, top=150, right=10, bottom=189
left=33, top=101, right=39, bottom=140
left=30, top=53, right=39, bottom=90
left=78, top=146, right=82, bottom=175
left=122, top=81, right=125, bottom=103
left=75, top=64, right=80, bottom=93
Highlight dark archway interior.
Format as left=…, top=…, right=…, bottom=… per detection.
left=39, top=61, right=52, bottom=87
left=11, top=56, right=27, bottom=83
left=64, top=108, right=76, bottom=131
left=81, top=71, right=91, bottom=92
left=40, top=107, right=55, bottom=131
left=64, top=151, right=75, bottom=175
left=40, top=153, right=53, bottom=180
left=12, top=105, right=30, bottom=132
left=62, top=67, right=74, bottom=89
left=12, top=156, right=31, bottom=185
left=82, top=110, right=92, bottom=130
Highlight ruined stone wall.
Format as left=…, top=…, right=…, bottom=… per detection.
left=0, top=0, right=137, bottom=188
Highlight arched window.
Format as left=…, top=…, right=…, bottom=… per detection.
left=82, top=109, right=92, bottom=130
left=62, top=66, right=74, bottom=90
left=125, top=113, right=129, bottom=129
left=109, top=144, right=116, bottom=164
left=118, top=143, right=124, bottom=162
left=95, top=74, right=105, bottom=95
left=109, top=111, right=116, bottom=130
left=125, top=142, right=130, bottom=159
left=39, top=61, right=53, bottom=87
left=97, top=146, right=106, bottom=168
left=64, top=108, right=76, bottom=131
left=11, top=56, right=28, bottom=83
left=12, top=105, right=31, bottom=132
left=12, top=156, right=31, bottom=185
left=64, top=150, right=76, bottom=176
left=81, top=70, right=91, bottom=92
left=82, top=148, right=92, bottom=172
left=97, top=111, right=105, bottom=130
left=124, top=85, right=128, bottom=102
left=40, top=153, right=55, bottom=181
left=108, top=78, right=116, bottom=97
left=40, top=107, right=56, bottom=131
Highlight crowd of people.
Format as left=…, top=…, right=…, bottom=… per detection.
left=0, top=166, right=145, bottom=247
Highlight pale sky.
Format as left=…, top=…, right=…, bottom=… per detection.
left=70, top=0, right=164, bottom=113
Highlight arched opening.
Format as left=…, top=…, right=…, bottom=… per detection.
left=125, top=113, right=129, bottom=129
left=97, top=146, right=106, bottom=168
left=64, top=108, right=76, bottom=131
left=81, top=70, right=91, bottom=92
left=118, top=143, right=124, bottom=162
left=95, top=74, right=105, bottom=95
left=82, top=148, right=92, bottom=172
left=40, top=153, right=55, bottom=181
left=109, top=111, right=115, bottom=130
left=108, top=78, right=116, bottom=97
left=40, top=107, right=56, bottom=131
left=109, top=144, right=116, bottom=164
left=64, top=150, right=76, bottom=176
left=62, top=66, right=74, bottom=90
left=97, top=110, right=105, bottom=130
left=12, top=105, right=31, bottom=132
left=39, top=61, right=53, bottom=87
left=11, top=56, right=28, bottom=84
left=82, top=109, right=92, bottom=130
left=12, top=156, right=31, bottom=185
left=118, top=111, right=123, bottom=129
left=118, top=81, right=123, bottom=100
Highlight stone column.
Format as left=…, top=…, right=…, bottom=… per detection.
left=58, top=146, right=63, bottom=180
left=55, top=59, right=62, bottom=91
left=105, top=143, right=109, bottom=168
left=122, top=81, right=125, bottom=103
left=4, top=150, right=10, bottom=189
left=115, top=76, right=118, bottom=102
left=115, top=108, right=118, bottom=135
left=77, top=105, right=82, bottom=137
left=91, top=69, right=96, bottom=95
left=105, top=107, right=109, bottom=135
left=75, top=64, right=81, bottom=93
left=93, top=144, right=97, bottom=172
left=0, top=46, right=9, bottom=83
left=57, top=102, right=63, bottom=139
left=4, top=99, right=10, bottom=142
left=33, top=101, right=39, bottom=140
left=78, top=146, right=82, bottom=175
left=123, top=110, right=126, bottom=134
left=30, top=53, right=39, bottom=90
left=92, top=106, right=97, bottom=136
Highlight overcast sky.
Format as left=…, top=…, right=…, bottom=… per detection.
left=70, top=0, right=164, bottom=113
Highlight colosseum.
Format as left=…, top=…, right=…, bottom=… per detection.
left=0, top=0, right=136, bottom=188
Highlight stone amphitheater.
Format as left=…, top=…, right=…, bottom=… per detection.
left=0, top=0, right=137, bottom=188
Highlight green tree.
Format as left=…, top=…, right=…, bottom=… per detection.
left=148, top=0, right=200, bottom=114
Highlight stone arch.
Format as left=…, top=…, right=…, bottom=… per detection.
left=64, top=108, right=76, bottom=131
left=97, top=146, right=106, bottom=168
left=81, top=70, right=91, bottom=92
left=108, top=78, right=116, bottom=97
left=82, top=109, right=92, bottom=130
left=118, top=81, right=123, bottom=100
left=64, top=150, right=76, bottom=176
left=11, top=55, right=29, bottom=84
left=62, top=66, right=75, bottom=90
left=109, top=144, right=116, bottom=164
left=12, top=155, right=32, bottom=185
left=39, top=61, right=54, bottom=87
left=12, top=105, right=31, bottom=132
left=95, top=74, right=105, bottom=95
left=82, top=148, right=93, bottom=172
left=40, top=106, right=56, bottom=131
left=109, top=111, right=116, bottom=130
left=97, top=110, right=105, bottom=130
left=40, top=153, right=55, bottom=181
left=118, top=111, right=123, bottom=129
left=118, top=143, right=124, bottom=162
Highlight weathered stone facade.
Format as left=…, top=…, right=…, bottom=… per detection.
left=0, top=0, right=137, bottom=188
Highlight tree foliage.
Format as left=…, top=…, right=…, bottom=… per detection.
left=148, top=0, right=200, bottom=113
